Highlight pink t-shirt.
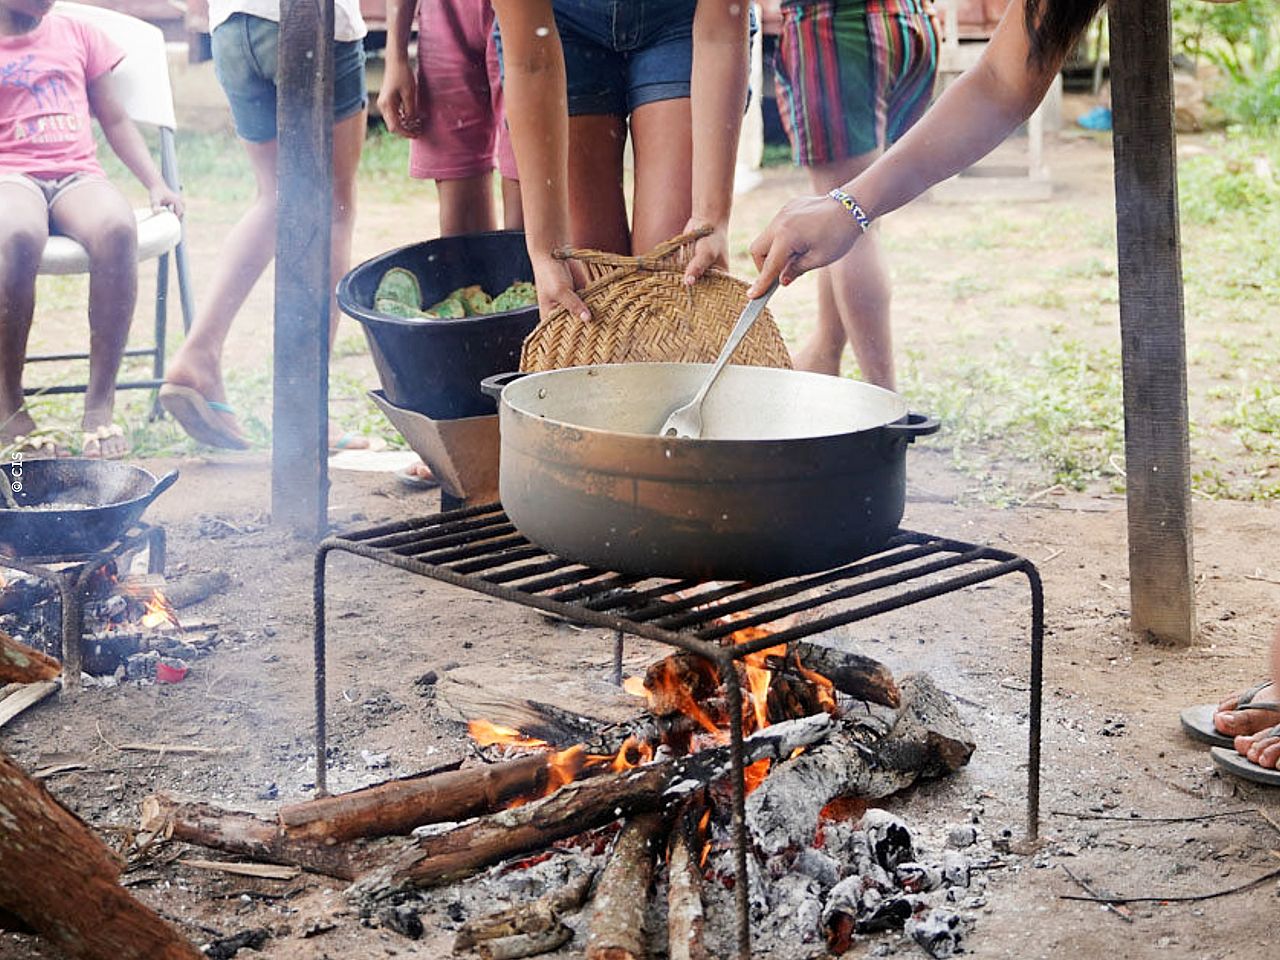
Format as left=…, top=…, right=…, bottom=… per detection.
left=0, top=13, right=124, bottom=178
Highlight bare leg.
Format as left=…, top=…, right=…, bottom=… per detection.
left=0, top=184, right=47, bottom=444
left=796, top=152, right=895, bottom=390
left=436, top=174, right=497, bottom=235
left=629, top=98, right=693, bottom=256
left=567, top=114, right=629, bottom=254
left=50, top=180, right=138, bottom=457
left=163, top=138, right=278, bottom=443
left=500, top=176, right=523, bottom=231
left=329, top=106, right=365, bottom=344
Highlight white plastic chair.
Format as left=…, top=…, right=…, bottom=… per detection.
left=28, top=1, right=194, bottom=400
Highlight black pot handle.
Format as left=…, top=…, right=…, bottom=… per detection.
left=140, top=469, right=179, bottom=508
left=884, top=412, right=940, bottom=441
left=480, top=371, right=525, bottom=400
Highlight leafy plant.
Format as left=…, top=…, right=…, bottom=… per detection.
left=1172, top=0, right=1280, bottom=126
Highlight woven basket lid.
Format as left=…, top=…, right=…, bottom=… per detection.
left=519, top=230, right=792, bottom=372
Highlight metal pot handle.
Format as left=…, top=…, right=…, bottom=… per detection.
left=480, top=371, right=525, bottom=400
left=884, top=412, right=940, bottom=441
left=140, top=469, right=179, bottom=508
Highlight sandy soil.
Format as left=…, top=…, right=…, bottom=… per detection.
left=5, top=130, right=1279, bottom=959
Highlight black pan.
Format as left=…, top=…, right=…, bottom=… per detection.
left=0, top=459, right=178, bottom=558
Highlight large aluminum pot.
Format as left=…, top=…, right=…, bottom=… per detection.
left=481, top=364, right=937, bottom=582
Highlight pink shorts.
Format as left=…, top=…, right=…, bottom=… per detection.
left=410, top=0, right=517, bottom=182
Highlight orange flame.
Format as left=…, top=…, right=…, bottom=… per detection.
left=140, top=590, right=181, bottom=630
left=467, top=719, right=551, bottom=749
left=622, top=675, right=647, bottom=698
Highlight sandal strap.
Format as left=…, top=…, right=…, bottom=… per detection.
left=1237, top=681, right=1276, bottom=710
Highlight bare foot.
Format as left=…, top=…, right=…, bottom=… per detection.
left=1234, top=724, right=1280, bottom=768
left=1213, top=682, right=1280, bottom=737
left=164, top=344, right=247, bottom=446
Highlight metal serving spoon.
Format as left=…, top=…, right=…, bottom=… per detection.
left=658, top=278, right=780, bottom=440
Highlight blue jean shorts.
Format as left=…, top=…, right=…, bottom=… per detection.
left=212, top=13, right=367, bottom=143
left=495, top=0, right=700, bottom=116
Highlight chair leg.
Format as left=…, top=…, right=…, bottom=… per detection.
left=174, top=239, right=195, bottom=335
left=151, top=252, right=170, bottom=420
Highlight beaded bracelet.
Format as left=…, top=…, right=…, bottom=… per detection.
left=827, top=188, right=871, bottom=233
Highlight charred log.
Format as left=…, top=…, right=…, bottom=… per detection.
left=0, top=751, right=202, bottom=960
left=584, top=812, right=666, bottom=960
left=453, top=869, right=594, bottom=952
left=139, top=795, right=366, bottom=880
left=746, top=674, right=973, bottom=858
left=766, top=642, right=900, bottom=708
left=666, top=797, right=709, bottom=960
left=349, top=713, right=834, bottom=900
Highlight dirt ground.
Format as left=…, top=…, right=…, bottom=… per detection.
left=5, top=129, right=1280, bottom=959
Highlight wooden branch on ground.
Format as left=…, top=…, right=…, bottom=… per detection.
left=0, top=630, right=60, bottom=684
left=139, top=795, right=366, bottom=880
left=0, top=751, right=203, bottom=960
left=0, top=681, right=58, bottom=730
left=453, top=870, right=594, bottom=954
left=667, top=798, right=708, bottom=960
left=746, top=674, right=973, bottom=858
left=349, top=713, right=834, bottom=900
left=585, top=812, right=666, bottom=960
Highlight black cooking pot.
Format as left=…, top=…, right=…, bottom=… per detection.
left=337, top=231, right=539, bottom=419
left=0, top=459, right=177, bottom=558
left=481, top=364, right=938, bottom=582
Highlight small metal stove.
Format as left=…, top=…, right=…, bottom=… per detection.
left=312, top=504, right=1042, bottom=959
left=0, top=524, right=165, bottom=689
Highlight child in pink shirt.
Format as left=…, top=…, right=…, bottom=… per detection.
left=0, top=0, right=182, bottom=459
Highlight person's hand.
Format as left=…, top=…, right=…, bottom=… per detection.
left=379, top=60, right=421, bottom=138
left=150, top=183, right=184, bottom=218
left=747, top=194, right=862, bottom=297
left=681, top=218, right=729, bottom=286
left=531, top=251, right=591, bottom=322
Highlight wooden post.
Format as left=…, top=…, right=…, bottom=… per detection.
left=272, top=0, right=334, bottom=536
left=1107, top=0, right=1195, bottom=645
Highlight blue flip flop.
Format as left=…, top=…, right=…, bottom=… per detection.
left=158, top=384, right=251, bottom=450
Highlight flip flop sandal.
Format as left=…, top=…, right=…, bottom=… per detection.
left=1180, top=681, right=1280, bottom=748
left=1211, top=730, right=1280, bottom=786
left=158, top=384, right=251, bottom=451
left=331, top=433, right=388, bottom=453
left=81, top=424, right=128, bottom=460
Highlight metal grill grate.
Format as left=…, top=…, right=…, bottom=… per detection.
left=313, top=504, right=1043, bottom=959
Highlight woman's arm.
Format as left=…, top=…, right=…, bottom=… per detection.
left=748, top=0, right=1059, bottom=293
left=683, top=0, right=751, bottom=283
left=491, top=0, right=589, bottom=321
left=378, top=0, right=420, bottom=137
left=88, top=72, right=183, bottom=216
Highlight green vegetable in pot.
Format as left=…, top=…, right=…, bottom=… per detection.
left=375, top=296, right=428, bottom=319
left=374, top=267, right=423, bottom=312
left=492, top=281, right=537, bottom=312
left=423, top=297, right=467, bottom=319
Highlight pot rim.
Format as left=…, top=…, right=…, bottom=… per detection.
left=496, top=363, right=913, bottom=444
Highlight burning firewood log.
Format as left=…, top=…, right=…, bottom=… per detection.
left=666, top=797, right=709, bottom=960
left=766, top=641, right=900, bottom=708
left=0, top=629, right=60, bottom=683
left=140, top=752, right=574, bottom=872
left=348, top=713, right=834, bottom=900
left=0, top=751, right=202, bottom=960
left=745, top=674, right=975, bottom=859
left=584, top=812, right=666, bottom=960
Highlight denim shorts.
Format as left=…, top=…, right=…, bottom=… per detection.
left=493, top=0, right=697, bottom=116
left=212, top=13, right=367, bottom=143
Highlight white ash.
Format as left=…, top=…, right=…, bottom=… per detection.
left=906, top=907, right=971, bottom=959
